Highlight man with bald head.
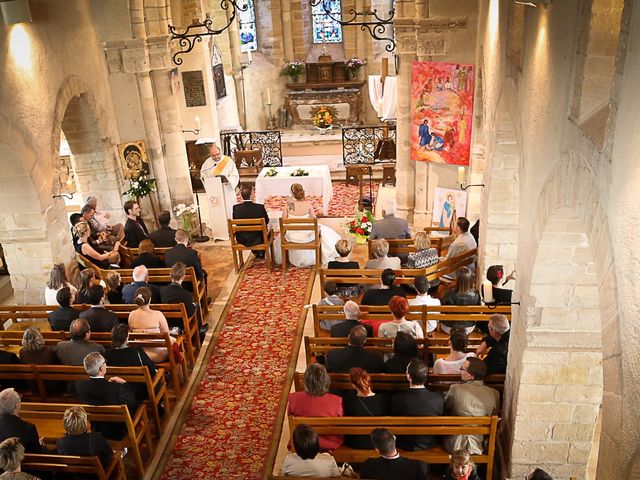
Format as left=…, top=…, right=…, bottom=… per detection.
left=326, top=325, right=383, bottom=373
left=329, top=301, right=374, bottom=338
left=198, top=138, right=239, bottom=219
left=121, top=265, right=160, bottom=304
left=55, top=319, right=104, bottom=366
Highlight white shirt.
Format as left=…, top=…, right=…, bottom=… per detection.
left=408, top=294, right=440, bottom=332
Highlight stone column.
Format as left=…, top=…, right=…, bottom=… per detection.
left=355, top=0, right=367, bottom=60
left=226, top=5, right=246, bottom=129
left=281, top=0, right=295, bottom=60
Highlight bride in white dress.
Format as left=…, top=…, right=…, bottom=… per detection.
left=273, top=183, right=341, bottom=268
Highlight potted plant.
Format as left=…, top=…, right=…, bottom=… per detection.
left=280, top=60, right=306, bottom=83
left=310, top=105, right=338, bottom=133
left=344, top=57, right=366, bottom=80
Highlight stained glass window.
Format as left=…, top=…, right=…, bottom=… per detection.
left=312, top=0, right=343, bottom=44
left=239, top=0, right=257, bottom=52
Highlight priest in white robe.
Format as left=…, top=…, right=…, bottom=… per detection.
left=196, top=137, right=239, bottom=219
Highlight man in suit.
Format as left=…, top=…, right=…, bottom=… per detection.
left=79, top=285, right=118, bottom=332
left=55, top=319, right=104, bottom=366
left=325, top=325, right=383, bottom=373
left=121, top=265, right=161, bottom=304
left=232, top=184, right=270, bottom=258
left=329, top=301, right=373, bottom=338
left=370, top=199, right=410, bottom=240
left=390, top=359, right=444, bottom=450
left=359, top=428, right=428, bottom=480
left=48, top=287, right=80, bottom=331
left=164, top=229, right=205, bottom=281
left=160, top=262, right=208, bottom=340
left=0, top=388, right=43, bottom=453
left=75, top=352, right=138, bottom=440
left=361, top=269, right=407, bottom=306
left=148, top=210, right=177, bottom=248
left=123, top=200, right=148, bottom=248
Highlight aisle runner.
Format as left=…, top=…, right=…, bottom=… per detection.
left=160, top=265, right=312, bottom=479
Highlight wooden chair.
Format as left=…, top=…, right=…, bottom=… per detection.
left=279, top=218, right=321, bottom=272
left=227, top=218, right=274, bottom=273
left=234, top=149, right=263, bottom=174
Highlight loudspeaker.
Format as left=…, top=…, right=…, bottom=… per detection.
left=1, top=0, right=32, bottom=25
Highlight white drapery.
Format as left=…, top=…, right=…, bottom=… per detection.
left=368, top=75, right=397, bottom=121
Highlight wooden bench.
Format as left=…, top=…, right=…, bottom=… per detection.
left=118, top=245, right=171, bottom=268
left=0, top=364, right=169, bottom=435
left=20, top=402, right=150, bottom=477
left=311, top=304, right=512, bottom=337
left=427, top=248, right=478, bottom=288
left=23, top=452, right=125, bottom=480
left=288, top=415, right=499, bottom=479
left=367, top=235, right=456, bottom=259
left=319, top=268, right=426, bottom=294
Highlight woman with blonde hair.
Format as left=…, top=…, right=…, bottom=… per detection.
left=75, top=268, right=100, bottom=305
left=365, top=239, right=401, bottom=270
left=274, top=183, right=341, bottom=268
left=19, top=327, right=57, bottom=366
left=103, top=271, right=123, bottom=304
left=56, top=406, right=113, bottom=468
left=127, top=287, right=173, bottom=362
left=443, top=449, right=481, bottom=480
left=44, top=263, right=77, bottom=306
left=0, top=437, right=39, bottom=479
left=327, top=240, right=360, bottom=297
left=73, top=221, right=120, bottom=270
left=405, top=231, right=439, bottom=270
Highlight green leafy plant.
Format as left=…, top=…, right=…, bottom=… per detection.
left=123, top=176, right=156, bottom=199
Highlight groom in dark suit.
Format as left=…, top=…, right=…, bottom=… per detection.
left=232, top=184, right=270, bottom=258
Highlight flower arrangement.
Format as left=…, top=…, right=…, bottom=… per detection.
left=280, top=60, right=306, bottom=79
left=290, top=168, right=309, bottom=177
left=174, top=203, right=198, bottom=237
left=345, top=57, right=366, bottom=71
left=265, top=167, right=278, bottom=177
left=348, top=209, right=375, bottom=243
left=310, top=105, right=338, bottom=129
left=123, top=176, right=156, bottom=199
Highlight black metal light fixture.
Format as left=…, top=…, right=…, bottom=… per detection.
left=309, top=0, right=396, bottom=52
left=168, top=1, right=248, bottom=65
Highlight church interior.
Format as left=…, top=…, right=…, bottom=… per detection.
left=0, top=0, right=637, bottom=478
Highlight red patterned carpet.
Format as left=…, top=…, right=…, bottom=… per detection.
left=159, top=264, right=312, bottom=479
left=238, top=181, right=380, bottom=217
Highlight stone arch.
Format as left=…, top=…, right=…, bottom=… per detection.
left=505, top=152, right=621, bottom=479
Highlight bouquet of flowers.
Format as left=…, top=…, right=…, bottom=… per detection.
left=345, top=57, right=366, bottom=71
left=280, top=60, right=306, bottom=79
left=290, top=168, right=309, bottom=177
left=123, top=176, right=156, bottom=199
left=310, top=105, right=338, bottom=129
left=265, top=167, right=278, bottom=177
left=174, top=203, right=198, bottom=236
left=348, top=209, right=375, bottom=242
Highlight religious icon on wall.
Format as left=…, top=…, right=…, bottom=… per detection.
left=411, top=61, right=475, bottom=165
left=432, top=187, right=467, bottom=228
left=212, top=63, right=227, bottom=100
left=118, top=141, right=150, bottom=180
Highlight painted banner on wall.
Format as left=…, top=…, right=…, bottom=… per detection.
left=410, top=61, right=475, bottom=165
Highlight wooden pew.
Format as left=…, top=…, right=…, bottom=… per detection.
left=0, top=364, right=169, bottom=435
left=23, top=452, right=125, bottom=480
left=366, top=234, right=456, bottom=259
left=20, top=402, right=150, bottom=477
left=319, top=268, right=426, bottom=294
left=427, top=248, right=477, bottom=288
left=288, top=415, right=499, bottom=480
left=118, top=245, right=171, bottom=268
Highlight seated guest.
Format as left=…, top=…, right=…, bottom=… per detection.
left=383, top=332, right=419, bottom=374
left=232, top=184, right=270, bottom=258
left=360, top=428, right=429, bottom=480
left=443, top=449, right=481, bottom=480
left=55, top=319, right=104, bottom=366
left=0, top=350, right=19, bottom=390
left=343, top=368, right=388, bottom=449
left=123, top=200, right=148, bottom=249
left=104, top=324, right=156, bottom=401
left=441, top=267, right=480, bottom=334
left=75, top=269, right=98, bottom=305
left=527, top=468, right=554, bottom=480
left=19, top=327, right=57, bottom=366
left=318, top=282, right=344, bottom=308
left=69, top=213, right=83, bottom=245
left=160, top=263, right=207, bottom=338
left=361, top=269, right=406, bottom=306
left=85, top=195, right=123, bottom=240
left=73, top=221, right=120, bottom=270
left=128, top=287, right=172, bottom=363
left=131, top=239, right=164, bottom=269
left=56, top=406, right=114, bottom=468
left=326, top=325, right=383, bottom=374
left=433, top=328, right=476, bottom=374
left=148, top=210, right=177, bottom=248
left=327, top=240, right=360, bottom=298
left=48, top=287, right=79, bottom=331
left=0, top=437, right=40, bottom=480
left=442, top=217, right=477, bottom=275
left=287, top=364, right=343, bottom=451
left=103, top=271, right=123, bottom=304
left=390, top=359, right=444, bottom=450
left=370, top=199, right=410, bottom=241
left=365, top=239, right=401, bottom=270
left=444, top=357, right=500, bottom=454
left=476, top=314, right=510, bottom=375
left=164, top=229, right=204, bottom=281
left=107, top=250, right=121, bottom=269
left=44, top=263, right=77, bottom=307
left=121, top=265, right=161, bottom=304
left=74, top=352, right=138, bottom=440
left=0, top=389, right=42, bottom=453
left=408, top=276, right=440, bottom=333
left=486, top=264, right=515, bottom=304
left=329, top=301, right=373, bottom=338
left=79, top=285, right=119, bottom=333
left=281, top=424, right=341, bottom=477
left=405, top=231, right=439, bottom=271
left=379, top=296, right=424, bottom=340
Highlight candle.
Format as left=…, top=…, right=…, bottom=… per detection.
left=482, top=280, right=494, bottom=304
left=266, top=88, right=272, bottom=105
left=247, top=50, right=252, bottom=63
left=457, top=166, right=465, bottom=185
left=195, top=115, right=201, bottom=131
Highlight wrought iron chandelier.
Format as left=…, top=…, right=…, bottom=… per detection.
left=168, top=0, right=248, bottom=65
left=309, top=0, right=396, bottom=52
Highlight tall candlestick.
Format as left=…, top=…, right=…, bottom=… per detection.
left=266, top=88, right=272, bottom=105
left=457, top=166, right=465, bottom=185
left=482, top=280, right=494, bottom=304
left=195, top=115, right=200, bottom=131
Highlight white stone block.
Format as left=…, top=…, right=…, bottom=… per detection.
left=511, top=440, right=570, bottom=464
left=555, top=385, right=603, bottom=404
left=518, top=401, right=574, bottom=422
left=552, top=422, right=596, bottom=442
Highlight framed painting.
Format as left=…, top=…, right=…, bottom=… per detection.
left=411, top=61, right=475, bottom=165
left=432, top=187, right=467, bottom=228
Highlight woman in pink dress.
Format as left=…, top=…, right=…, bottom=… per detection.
left=127, top=287, right=173, bottom=363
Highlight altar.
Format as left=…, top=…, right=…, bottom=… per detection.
left=254, top=165, right=333, bottom=215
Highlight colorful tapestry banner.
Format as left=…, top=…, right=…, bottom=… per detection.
left=411, top=61, right=475, bottom=165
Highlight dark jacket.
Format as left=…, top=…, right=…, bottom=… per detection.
left=442, top=290, right=481, bottom=330
left=164, top=244, right=204, bottom=281
left=361, top=286, right=407, bottom=306
left=48, top=306, right=80, bottom=331
left=343, top=393, right=389, bottom=449
left=360, top=456, right=428, bottom=480
left=330, top=320, right=373, bottom=338
left=106, top=288, right=123, bottom=305
left=383, top=355, right=413, bottom=374
left=56, top=431, right=114, bottom=467
left=232, top=201, right=270, bottom=247
left=0, top=350, right=22, bottom=391
left=131, top=253, right=165, bottom=270
left=122, top=281, right=161, bottom=304
left=104, top=347, right=157, bottom=401
left=391, top=388, right=445, bottom=450
left=160, top=282, right=196, bottom=320
left=148, top=226, right=177, bottom=248
left=0, top=414, right=42, bottom=453
left=326, top=345, right=384, bottom=374
left=79, top=307, right=119, bottom=332
left=123, top=217, right=149, bottom=249
left=483, top=330, right=510, bottom=375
